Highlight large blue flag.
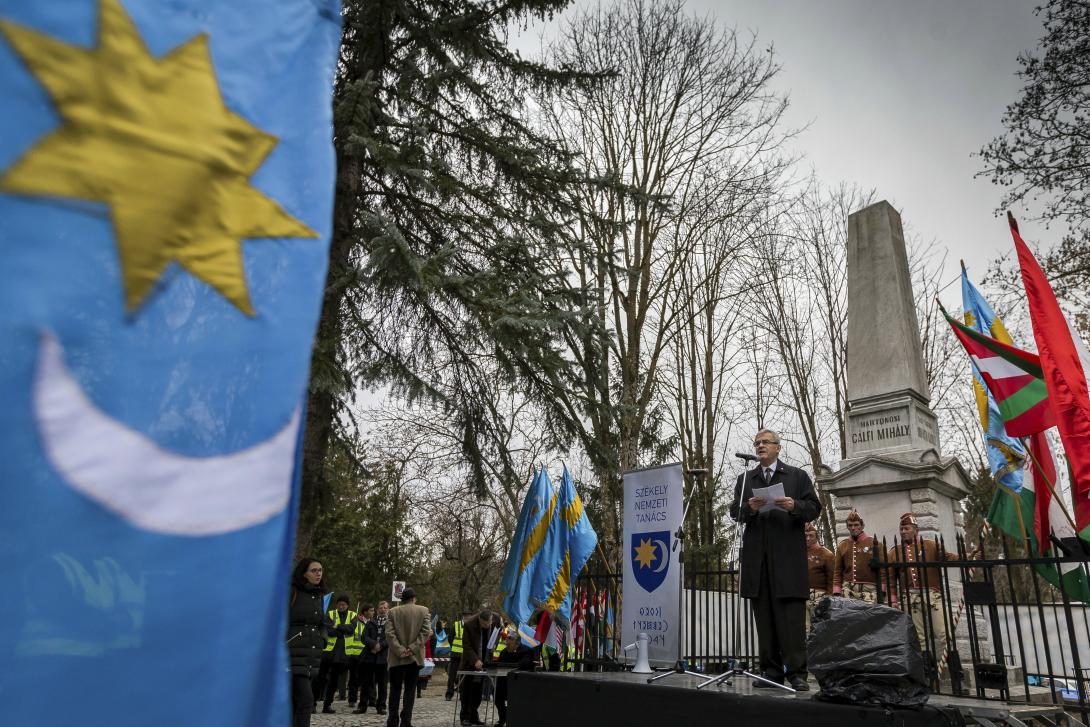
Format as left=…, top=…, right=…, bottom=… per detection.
left=501, top=467, right=557, bottom=626
left=499, top=468, right=542, bottom=598
left=546, top=465, right=599, bottom=624
left=0, top=0, right=339, bottom=724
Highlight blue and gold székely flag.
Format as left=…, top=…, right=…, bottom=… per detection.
left=501, top=467, right=557, bottom=626
left=0, top=0, right=339, bottom=724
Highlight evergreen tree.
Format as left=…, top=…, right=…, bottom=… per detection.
left=298, top=0, right=608, bottom=554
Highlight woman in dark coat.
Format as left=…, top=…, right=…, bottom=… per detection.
left=287, top=558, right=328, bottom=727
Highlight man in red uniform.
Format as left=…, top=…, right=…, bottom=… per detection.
left=832, top=510, right=879, bottom=603
left=884, top=513, right=961, bottom=671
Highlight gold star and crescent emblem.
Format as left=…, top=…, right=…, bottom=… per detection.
left=0, top=0, right=317, bottom=315
left=633, top=537, right=658, bottom=570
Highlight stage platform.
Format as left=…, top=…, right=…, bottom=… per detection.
left=507, top=670, right=1074, bottom=727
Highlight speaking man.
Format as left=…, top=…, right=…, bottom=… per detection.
left=730, top=429, right=821, bottom=691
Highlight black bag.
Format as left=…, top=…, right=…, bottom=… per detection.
left=808, top=596, right=930, bottom=708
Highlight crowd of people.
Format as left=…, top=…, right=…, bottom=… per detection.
left=287, top=559, right=539, bottom=727
left=286, top=426, right=967, bottom=726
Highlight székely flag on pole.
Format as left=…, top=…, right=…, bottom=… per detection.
left=500, top=467, right=557, bottom=626
left=0, top=0, right=340, bottom=724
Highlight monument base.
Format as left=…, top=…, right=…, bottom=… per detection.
left=818, top=451, right=970, bottom=545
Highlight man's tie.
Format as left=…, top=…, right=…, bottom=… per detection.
left=762, top=467, right=772, bottom=484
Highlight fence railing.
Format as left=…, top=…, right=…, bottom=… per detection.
left=574, top=531, right=1090, bottom=722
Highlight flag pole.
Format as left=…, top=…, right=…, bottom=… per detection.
left=1022, top=436, right=1078, bottom=531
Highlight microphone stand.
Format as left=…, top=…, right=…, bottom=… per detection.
left=697, top=454, right=795, bottom=693
left=648, top=467, right=715, bottom=686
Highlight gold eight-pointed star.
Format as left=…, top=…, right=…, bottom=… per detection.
left=633, top=537, right=658, bottom=570
left=0, top=0, right=317, bottom=315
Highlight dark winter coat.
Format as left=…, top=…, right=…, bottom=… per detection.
left=287, top=583, right=327, bottom=677
left=730, top=461, right=822, bottom=599
left=362, top=616, right=388, bottom=664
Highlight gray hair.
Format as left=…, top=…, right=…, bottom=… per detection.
left=755, top=428, right=780, bottom=444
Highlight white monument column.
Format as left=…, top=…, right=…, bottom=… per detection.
left=818, top=201, right=970, bottom=545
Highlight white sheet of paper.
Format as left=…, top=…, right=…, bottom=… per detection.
left=751, top=483, right=785, bottom=512
left=486, top=626, right=500, bottom=651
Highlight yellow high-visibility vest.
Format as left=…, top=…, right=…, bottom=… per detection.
left=324, top=609, right=357, bottom=652
left=451, top=620, right=465, bottom=654
left=345, top=619, right=365, bottom=656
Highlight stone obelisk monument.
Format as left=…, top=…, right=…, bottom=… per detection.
left=818, top=201, right=970, bottom=544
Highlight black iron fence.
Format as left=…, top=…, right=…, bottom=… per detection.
left=574, top=531, right=1090, bottom=722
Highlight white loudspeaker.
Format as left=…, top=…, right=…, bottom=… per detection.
left=631, top=632, right=652, bottom=674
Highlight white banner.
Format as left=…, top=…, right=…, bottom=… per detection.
left=621, top=462, right=683, bottom=666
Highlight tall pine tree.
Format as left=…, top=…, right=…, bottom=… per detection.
left=298, top=0, right=608, bottom=554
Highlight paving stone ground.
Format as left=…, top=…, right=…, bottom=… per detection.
left=311, top=675, right=502, bottom=727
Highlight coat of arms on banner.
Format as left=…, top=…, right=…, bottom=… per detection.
left=631, top=531, right=671, bottom=592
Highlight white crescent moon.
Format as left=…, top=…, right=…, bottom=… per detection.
left=652, top=539, right=669, bottom=573
left=34, top=332, right=301, bottom=536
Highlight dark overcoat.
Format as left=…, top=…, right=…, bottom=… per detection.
left=362, top=617, right=388, bottom=664
left=730, top=461, right=821, bottom=600
left=286, top=583, right=327, bottom=677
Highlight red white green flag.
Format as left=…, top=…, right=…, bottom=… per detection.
left=1010, top=213, right=1090, bottom=542
left=941, top=304, right=1056, bottom=436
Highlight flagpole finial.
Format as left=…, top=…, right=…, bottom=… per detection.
left=960, top=259, right=966, bottom=271
left=1007, top=210, right=1018, bottom=232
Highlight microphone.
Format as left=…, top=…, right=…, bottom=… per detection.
left=734, top=452, right=759, bottom=462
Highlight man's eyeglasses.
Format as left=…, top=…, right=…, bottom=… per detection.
left=753, top=439, right=779, bottom=447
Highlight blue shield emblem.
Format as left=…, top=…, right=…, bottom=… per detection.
left=631, top=531, right=670, bottom=592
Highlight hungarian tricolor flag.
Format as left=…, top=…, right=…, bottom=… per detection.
left=1010, top=213, right=1090, bottom=542
left=941, top=304, right=1056, bottom=436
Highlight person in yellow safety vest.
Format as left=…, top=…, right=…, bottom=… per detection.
left=312, top=595, right=356, bottom=714
left=562, top=643, right=575, bottom=671
left=492, top=622, right=511, bottom=660
left=445, top=610, right=473, bottom=701
left=346, top=604, right=372, bottom=709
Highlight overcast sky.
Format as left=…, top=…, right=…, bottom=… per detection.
left=511, top=0, right=1050, bottom=301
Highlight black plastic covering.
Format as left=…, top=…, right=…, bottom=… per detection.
left=808, top=596, right=930, bottom=708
